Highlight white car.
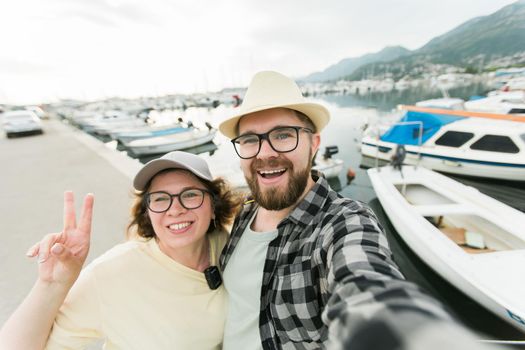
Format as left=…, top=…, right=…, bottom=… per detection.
left=2, top=111, right=44, bottom=138
left=25, top=105, right=49, bottom=119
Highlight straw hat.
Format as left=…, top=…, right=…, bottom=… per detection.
left=218, top=71, right=330, bottom=139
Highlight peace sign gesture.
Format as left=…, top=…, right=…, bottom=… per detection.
left=26, top=191, right=94, bottom=287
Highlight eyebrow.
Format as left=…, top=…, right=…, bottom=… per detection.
left=238, top=124, right=297, bottom=136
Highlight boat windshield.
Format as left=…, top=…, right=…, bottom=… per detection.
left=380, top=111, right=464, bottom=146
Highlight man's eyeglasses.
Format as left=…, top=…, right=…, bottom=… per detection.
left=145, top=188, right=212, bottom=213
left=231, top=126, right=313, bottom=159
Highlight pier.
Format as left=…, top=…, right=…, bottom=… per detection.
left=0, top=118, right=142, bottom=324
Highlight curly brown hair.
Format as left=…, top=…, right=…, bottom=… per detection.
left=127, top=169, right=242, bottom=239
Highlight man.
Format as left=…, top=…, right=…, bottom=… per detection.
left=218, top=71, right=498, bottom=350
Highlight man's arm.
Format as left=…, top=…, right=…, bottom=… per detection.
left=322, top=206, right=502, bottom=350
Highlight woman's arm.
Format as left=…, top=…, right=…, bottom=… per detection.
left=0, top=192, right=94, bottom=350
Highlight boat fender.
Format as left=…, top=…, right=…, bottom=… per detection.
left=346, top=167, right=356, bottom=185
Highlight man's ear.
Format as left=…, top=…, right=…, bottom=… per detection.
left=311, top=133, right=321, bottom=156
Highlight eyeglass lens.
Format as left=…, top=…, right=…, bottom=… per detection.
left=147, top=189, right=206, bottom=212
left=233, top=126, right=302, bottom=159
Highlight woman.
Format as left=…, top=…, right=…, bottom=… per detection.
left=0, top=151, right=241, bottom=349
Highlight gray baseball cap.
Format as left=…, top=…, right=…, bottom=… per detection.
left=133, top=151, right=213, bottom=191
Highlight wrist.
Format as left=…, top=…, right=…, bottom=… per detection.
left=34, top=278, right=75, bottom=293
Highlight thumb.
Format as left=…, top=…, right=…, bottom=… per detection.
left=50, top=243, right=72, bottom=261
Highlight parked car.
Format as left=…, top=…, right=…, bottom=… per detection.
left=25, top=105, right=49, bottom=119
left=2, top=111, right=44, bottom=138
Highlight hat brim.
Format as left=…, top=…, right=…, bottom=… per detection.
left=133, top=158, right=211, bottom=191
left=219, top=102, right=330, bottom=139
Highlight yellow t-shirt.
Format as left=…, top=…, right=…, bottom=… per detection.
left=45, top=230, right=228, bottom=350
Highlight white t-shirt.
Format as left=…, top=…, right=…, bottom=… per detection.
left=222, top=213, right=278, bottom=350
left=46, top=230, right=228, bottom=350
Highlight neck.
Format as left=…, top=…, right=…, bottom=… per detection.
left=157, top=237, right=210, bottom=272
left=252, top=175, right=316, bottom=232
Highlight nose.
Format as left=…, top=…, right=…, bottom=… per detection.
left=166, top=197, right=187, bottom=216
left=257, top=138, right=278, bottom=159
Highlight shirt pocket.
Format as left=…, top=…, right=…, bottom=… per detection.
left=271, top=260, right=326, bottom=345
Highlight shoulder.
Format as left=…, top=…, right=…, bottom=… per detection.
left=313, top=191, right=384, bottom=246
left=323, top=190, right=378, bottom=225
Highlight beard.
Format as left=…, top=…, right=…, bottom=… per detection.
left=245, top=154, right=311, bottom=211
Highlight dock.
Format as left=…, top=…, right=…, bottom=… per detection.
left=0, top=118, right=142, bottom=325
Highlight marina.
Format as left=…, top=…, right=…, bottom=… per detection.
left=2, top=89, right=525, bottom=344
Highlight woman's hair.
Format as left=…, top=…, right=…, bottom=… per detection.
left=127, top=169, right=242, bottom=239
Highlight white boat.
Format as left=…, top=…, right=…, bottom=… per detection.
left=126, top=127, right=217, bottom=156
left=416, top=97, right=465, bottom=110
left=465, top=91, right=525, bottom=115
left=113, top=124, right=189, bottom=146
left=313, top=145, right=344, bottom=179
left=92, top=119, right=148, bottom=136
left=361, top=107, right=525, bottom=181
left=78, top=111, right=138, bottom=133
left=368, top=165, right=525, bottom=333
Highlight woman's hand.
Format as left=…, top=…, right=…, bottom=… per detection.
left=26, top=191, right=94, bottom=287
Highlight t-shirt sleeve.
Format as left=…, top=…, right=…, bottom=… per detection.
left=45, top=266, right=103, bottom=349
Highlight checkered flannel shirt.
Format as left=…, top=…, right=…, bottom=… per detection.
left=220, top=170, right=457, bottom=350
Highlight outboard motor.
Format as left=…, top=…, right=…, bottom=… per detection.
left=391, top=144, right=406, bottom=171
left=323, top=145, right=339, bottom=159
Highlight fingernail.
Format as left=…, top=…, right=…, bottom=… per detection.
left=38, top=255, right=48, bottom=263
left=26, top=249, right=35, bottom=257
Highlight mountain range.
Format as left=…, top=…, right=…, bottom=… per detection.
left=302, top=0, right=525, bottom=82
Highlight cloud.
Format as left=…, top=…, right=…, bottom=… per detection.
left=0, top=58, right=54, bottom=76
left=54, top=0, right=162, bottom=27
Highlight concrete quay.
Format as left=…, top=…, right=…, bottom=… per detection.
left=0, top=118, right=142, bottom=325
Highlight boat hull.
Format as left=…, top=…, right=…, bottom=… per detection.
left=361, top=139, right=525, bottom=181
left=126, top=129, right=216, bottom=156
left=368, top=165, right=525, bottom=333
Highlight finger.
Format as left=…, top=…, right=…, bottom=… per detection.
left=26, top=242, right=40, bottom=257
left=77, top=193, right=94, bottom=236
left=50, top=243, right=71, bottom=261
left=38, top=233, right=62, bottom=263
left=63, top=191, right=77, bottom=231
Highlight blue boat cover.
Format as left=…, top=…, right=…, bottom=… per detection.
left=380, top=111, right=464, bottom=146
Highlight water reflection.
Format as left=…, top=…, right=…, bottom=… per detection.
left=321, top=82, right=493, bottom=111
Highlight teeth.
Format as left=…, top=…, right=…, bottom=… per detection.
left=258, top=168, right=285, bottom=174
left=168, top=222, right=191, bottom=230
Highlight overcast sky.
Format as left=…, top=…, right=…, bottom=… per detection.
left=0, top=0, right=518, bottom=104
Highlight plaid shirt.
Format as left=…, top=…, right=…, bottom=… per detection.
left=220, top=171, right=455, bottom=350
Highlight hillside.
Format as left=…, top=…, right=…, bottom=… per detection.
left=348, top=0, right=525, bottom=81
left=304, top=1, right=525, bottom=83
left=301, top=46, right=410, bottom=82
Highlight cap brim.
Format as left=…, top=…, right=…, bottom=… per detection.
left=133, top=158, right=211, bottom=191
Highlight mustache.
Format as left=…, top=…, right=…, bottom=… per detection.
left=249, top=156, right=294, bottom=172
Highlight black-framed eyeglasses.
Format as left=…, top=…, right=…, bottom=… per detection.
left=231, top=126, right=313, bottom=159
left=145, top=188, right=212, bottom=213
